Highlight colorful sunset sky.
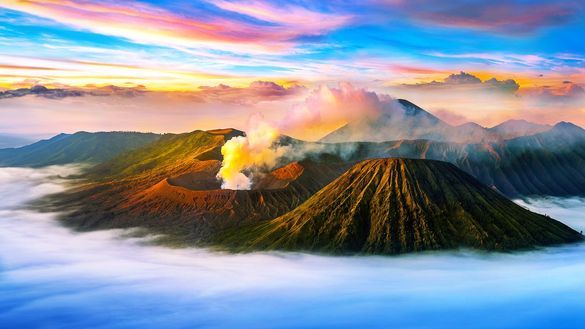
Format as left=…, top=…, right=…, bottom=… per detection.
left=1, top=0, right=584, bottom=139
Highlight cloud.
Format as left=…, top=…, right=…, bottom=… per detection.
left=433, top=109, right=471, bottom=126
left=216, top=82, right=388, bottom=188
left=0, top=64, right=61, bottom=71
left=0, top=0, right=350, bottom=54
left=0, top=83, right=305, bottom=137
left=427, top=52, right=551, bottom=67
left=400, top=72, right=520, bottom=93
left=210, top=0, right=351, bottom=35
left=377, top=0, right=583, bottom=34
left=388, top=64, right=449, bottom=75
left=0, top=84, right=149, bottom=100
left=0, top=85, right=84, bottom=99
left=217, top=113, right=284, bottom=189
left=282, top=82, right=397, bottom=140
left=0, top=54, right=239, bottom=90
left=444, top=71, right=481, bottom=84
left=521, top=82, right=585, bottom=101
left=0, top=80, right=306, bottom=103
left=517, top=82, right=585, bottom=123
left=197, top=81, right=306, bottom=104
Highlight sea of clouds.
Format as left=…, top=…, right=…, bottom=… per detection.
left=1, top=166, right=585, bottom=329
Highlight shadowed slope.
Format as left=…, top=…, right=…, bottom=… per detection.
left=221, top=159, right=582, bottom=254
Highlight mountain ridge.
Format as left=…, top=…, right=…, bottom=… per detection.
left=319, top=99, right=561, bottom=144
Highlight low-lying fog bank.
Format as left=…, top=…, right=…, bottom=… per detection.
left=1, top=166, right=585, bottom=329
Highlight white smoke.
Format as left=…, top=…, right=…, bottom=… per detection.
left=216, top=83, right=394, bottom=189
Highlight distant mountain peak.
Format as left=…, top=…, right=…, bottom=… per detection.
left=320, top=99, right=450, bottom=143
left=396, top=99, right=439, bottom=121
left=457, top=122, right=485, bottom=129
left=553, top=121, right=583, bottom=131
left=501, top=119, right=530, bottom=124
left=489, top=119, right=552, bottom=139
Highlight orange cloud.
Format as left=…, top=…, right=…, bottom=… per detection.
left=0, top=64, right=61, bottom=71
left=196, top=81, right=306, bottom=104
left=0, top=54, right=245, bottom=90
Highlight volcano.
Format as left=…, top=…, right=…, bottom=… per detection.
left=55, top=128, right=350, bottom=242
left=219, top=158, right=582, bottom=254
left=320, top=99, right=502, bottom=143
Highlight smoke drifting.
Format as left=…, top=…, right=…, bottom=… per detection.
left=284, top=82, right=387, bottom=139
left=2, top=167, right=585, bottom=329
left=217, top=114, right=285, bottom=189
left=216, top=83, right=392, bottom=189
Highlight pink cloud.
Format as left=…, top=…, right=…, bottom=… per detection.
left=196, top=81, right=306, bottom=104
left=433, top=109, right=470, bottom=126
left=210, top=0, right=351, bottom=35
left=1, top=0, right=350, bottom=54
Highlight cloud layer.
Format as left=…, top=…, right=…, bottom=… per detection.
left=400, top=71, right=520, bottom=93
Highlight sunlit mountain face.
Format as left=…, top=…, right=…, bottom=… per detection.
left=1, top=1, right=585, bottom=329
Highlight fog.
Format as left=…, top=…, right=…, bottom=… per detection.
left=1, top=167, right=585, bottom=329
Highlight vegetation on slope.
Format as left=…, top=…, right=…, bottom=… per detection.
left=219, top=159, right=582, bottom=254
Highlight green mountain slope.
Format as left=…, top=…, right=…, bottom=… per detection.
left=87, top=129, right=243, bottom=183
left=0, top=131, right=161, bottom=167
left=219, top=159, right=582, bottom=254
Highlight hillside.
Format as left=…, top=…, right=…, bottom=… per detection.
left=86, top=129, right=243, bottom=183
left=0, top=131, right=161, bottom=167
left=219, top=159, right=582, bottom=254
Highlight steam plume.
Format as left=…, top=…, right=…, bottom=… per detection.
left=217, top=114, right=285, bottom=189
left=217, top=83, right=391, bottom=190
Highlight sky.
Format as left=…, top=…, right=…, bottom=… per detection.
left=0, top=0, right=584, bottom=138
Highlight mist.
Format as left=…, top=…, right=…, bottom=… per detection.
left=1, top=167, right=585, bottom=329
